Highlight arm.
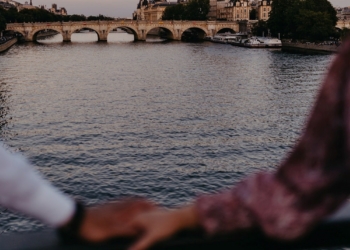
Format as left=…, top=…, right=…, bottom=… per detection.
left=0, top=144, right=75, bottom=227
left=0, top=144, right=156, bottom=242
left=128, top=39, right=350, bottom=249
left=196, top=38, right=350, bottom=239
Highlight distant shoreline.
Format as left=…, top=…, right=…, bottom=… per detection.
left=282, top=41, right=340, bottom=54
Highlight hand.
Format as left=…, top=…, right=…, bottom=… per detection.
left=128, top=206, right=199, bottom=250
left=79, top=199, right=156, bottom=242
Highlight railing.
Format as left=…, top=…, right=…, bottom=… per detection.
left=1, top=203, right=350, bottom=250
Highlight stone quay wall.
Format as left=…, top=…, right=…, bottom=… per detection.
left=282, top=41, right=340, bottom=54
left=0, top=38, right=18, bottom=53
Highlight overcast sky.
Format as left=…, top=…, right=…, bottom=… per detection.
left=25, top=0, right=350, bottom=18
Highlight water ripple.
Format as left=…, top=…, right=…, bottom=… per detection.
left=0, top=36, right=333, bottom=233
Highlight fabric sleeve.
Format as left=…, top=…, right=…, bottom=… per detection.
left=0, top=144, right=75, bottom=227
left=195, top=40, right=350, bottom=240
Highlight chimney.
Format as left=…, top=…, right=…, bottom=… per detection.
left=30, top=0, right=32, bottom=5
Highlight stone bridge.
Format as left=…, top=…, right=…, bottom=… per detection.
left=6, top=20, right=241, bottom=42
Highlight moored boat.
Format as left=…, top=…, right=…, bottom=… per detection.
left=231, top=36, right=282, bottom=48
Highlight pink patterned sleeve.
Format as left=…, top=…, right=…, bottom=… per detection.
left=196, top=40, right=350, bottom=240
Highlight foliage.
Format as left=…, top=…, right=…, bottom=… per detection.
left=339, top=28, right=350, bottom=40
left=267, top=0, right=337, bottom=41
left=249, top=9, right=257, bottom=20
left=163, top=4, right=186, bottom=20
left=295, top=10, right=335, bottom=41
left=87, top=14, right=114, bottom=21
left=0, top=7, right=113, bottom=24
left=162, top=0, right=210, bottom=21
left=252, top=20, right=268, bottom=36
left=0, top=12, right=5, bottom=32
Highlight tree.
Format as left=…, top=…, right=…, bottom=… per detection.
left=162, top=4, right=185, bottom=20
left=340, top=28, right=350, bottom=40
left=267, top=0, right=337, bottom=40
left=87, top=14, right=114, bottom=21
left=300, top=0, right=337, bottom=26
left=267, top=0, right=300, bottom=38
left=252, top=20, right=268, bottom=36
left=162, top=0, right=209, bottom=21
left=295, top=9, right=335, bottom=41
left=184, top=0, right=210, bottom=20
left=0, top=13, right=5, bottom=32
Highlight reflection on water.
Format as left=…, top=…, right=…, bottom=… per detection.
left=0, top=37, right=333, bottom=233
left=37, top=33, right=63, bottom=43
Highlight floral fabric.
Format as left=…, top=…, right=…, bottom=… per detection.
left=196, top=40, right=350, bottom=240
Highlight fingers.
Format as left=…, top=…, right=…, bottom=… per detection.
left=129, top=231, right=163, bottom=250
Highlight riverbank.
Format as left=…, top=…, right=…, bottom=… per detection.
left=282, top=41, right=340, bottom=54
left=0, top=37, right=17, bottom=53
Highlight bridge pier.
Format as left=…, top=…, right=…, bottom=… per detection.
left=172, top=29, right=182, bottom=41
left=137, top=29, right=146, bottom=41
left=62, top=31, right=71, bottom=42
left=98, top=33, right=108, bottom=42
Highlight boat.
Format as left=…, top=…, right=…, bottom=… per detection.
left=211, top=34, right=228, bottom=44
left=211, top=33, right=246, bottom=44
left=231, top=36, right=282, bottom=48
left=260, top=37, right=282, bottom=47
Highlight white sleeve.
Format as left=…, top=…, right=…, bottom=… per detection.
left=0, top=144, right=75, bottom=227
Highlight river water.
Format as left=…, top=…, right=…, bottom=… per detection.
left=0, top=33, right=333, bottom=233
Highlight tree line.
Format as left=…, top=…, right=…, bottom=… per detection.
left=162, top=0, right=209, bottom=21
left=253, top=0, right=345, bottom=41
left=0, top=6, right=114, bottom=32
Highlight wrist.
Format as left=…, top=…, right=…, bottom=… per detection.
left=172, top=206, right=199, bottom=231
left=57, top=201, right=86, bottom=243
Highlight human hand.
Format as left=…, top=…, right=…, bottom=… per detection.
left=79, top=199, right=157, bottom=242
left=128, top=206, right=199, bottom=250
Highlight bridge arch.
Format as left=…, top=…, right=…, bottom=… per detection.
left=180, top=26, right=208, bottom=41
left=145, top=26, right=174, bottom=40
left=5, top=29, right=26, bottom=38
left=107, top=26, right=139, bottom=41
left=31, top=28, right=63, bottom=43
left=70, top=27, right=101, bottom=41
left=216, top=27, right=237, bottom=34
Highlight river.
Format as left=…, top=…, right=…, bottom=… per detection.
left=0, top=32, right=333, bottom=233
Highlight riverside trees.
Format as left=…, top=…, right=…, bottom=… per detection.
left=267, top=0, right=338, bottom=41
left=0, top=7, right=113, bottom=24
left=162, top=0, right=210, bottom=21
left=0, top=13, right=5, bottom=32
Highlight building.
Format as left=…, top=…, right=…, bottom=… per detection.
left=207, top=0, right=217, bottom=20
left=0, top=0, right=21, bottom=9
left=336, top=7, right=350, bottom=21
left=208, top=0, right=268, bottom=21
left=48, top=3, right=67, bottom=15
left=216, top=0, right=229, bottom=19
left=218, top=0, right=251, bottom=21
left=257, top=0, right=272, bottom=21
left=18, top=0, right=38, bottom=10
left=0, top=1, right=14, bottom=9
left=133, top=0, right=177, bottom=21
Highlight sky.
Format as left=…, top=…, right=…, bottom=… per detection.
left=22, top=0, right=350, bottom=18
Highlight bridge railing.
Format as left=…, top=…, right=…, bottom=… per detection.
left=1, top=203, right=350, bottom=250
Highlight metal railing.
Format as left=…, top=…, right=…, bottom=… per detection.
left=1, top=203, right=350, bottom=250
